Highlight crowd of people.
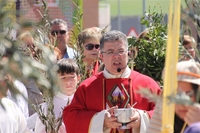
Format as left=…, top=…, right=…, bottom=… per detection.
left=1, top=17, right=200, bottom=133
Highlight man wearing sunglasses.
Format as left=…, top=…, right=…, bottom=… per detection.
left=63, top=30, right=161, bottom=133
left=50, top=18, right=76, bottom=59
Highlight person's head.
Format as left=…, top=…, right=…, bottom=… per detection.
left=56, top=58, right=80, bottom=96
left=18, top=31, right=34, bottom=47
left=138, top=29, right=149, bottom=40
left=18, top=31, right=36, bottom=57
left=50, top=18, right=69, bottom=51
left=175, top=61, right=200, bottom=120
left=90, top=27, right=101, bottom=32
left=127, top=36, right=137, bottom=60
left=78, top=28, right=101, bottom=66
left=100, top=30, right=129, bottom=75
left=182, top=35, right=196, bottom=59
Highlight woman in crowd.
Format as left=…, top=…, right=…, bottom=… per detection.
left=147, top=61, right=200, bottom=133
left=77, top=27, right=102, bottom=77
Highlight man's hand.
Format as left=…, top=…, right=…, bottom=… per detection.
left=185, top=103, right=200, bottom=125
left=126, top=104, right=141, bottom=129
left=103, top=106, right=122, bottom=129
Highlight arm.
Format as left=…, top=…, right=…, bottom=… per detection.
left=125, top=105, right=150, bottom=133
left=138, top=80, right=161, bottom=133
left=137, top=75, right=161, bottom=118
left=89, top=106, right=122, bottom=133
left=127, top=101, right=162, bottom=133
left=130, top=74, right=161, bottom=133
left=145, top=101, right=162, bottom=133
left=63, top=86, right=97, bottom=133
left=14, top=80, right=29, bottom=119
left=16, top=102, right=30, bottom=133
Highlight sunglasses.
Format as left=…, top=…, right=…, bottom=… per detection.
left=85, top=43, right=100, bottom=50
left=51, top=30, right=67, bottom=36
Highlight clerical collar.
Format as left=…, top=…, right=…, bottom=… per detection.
left=103, top=66, right=131, bottom=78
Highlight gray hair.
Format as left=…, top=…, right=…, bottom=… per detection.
left=50, top=18, right=68, bottom=31
left=100, top=30, right=128, bottom=51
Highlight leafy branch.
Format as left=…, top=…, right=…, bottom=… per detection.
left=0, top=0, right=63, bottom=132
left=128, top=6, right=190, bottom=85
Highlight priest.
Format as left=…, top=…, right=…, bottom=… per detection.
left=63, top=30, right=161, bottom=133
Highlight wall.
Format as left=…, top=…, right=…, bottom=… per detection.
left=82, top=0, right=99, bottom=29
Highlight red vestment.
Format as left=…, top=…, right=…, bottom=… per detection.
left=63, top=71, right=161, bottom=133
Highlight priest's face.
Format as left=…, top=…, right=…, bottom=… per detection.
left=101, top=40, right=128, bottom=75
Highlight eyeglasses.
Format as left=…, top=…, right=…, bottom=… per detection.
left=85, top=43, right=100, bottom=50
left=51, top=30, right=67, bottom=36
left=101, top=50, right=128, bottom=56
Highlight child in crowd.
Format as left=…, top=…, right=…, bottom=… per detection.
left=35, top=58, right=80, bottom=133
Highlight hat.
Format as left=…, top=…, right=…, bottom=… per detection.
left=177, top=61, right=200, bottom=85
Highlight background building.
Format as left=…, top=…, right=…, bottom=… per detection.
left=2, top=0, right=198, bottom=44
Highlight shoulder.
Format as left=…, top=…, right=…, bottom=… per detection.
left=67, top=46, right=74, bottom=51
left=1, top=97, right=16, bottom=106
left=184, top=122, right=200, bottom=133
left=130, top=70, right=160, bottom=90
left=14, top=80, right=27, bottom=92
left=66, top=45, right=77, bottom=53
left=78, top=72, right=104, bottom=88
left=131, top=70, right=153, bottom=81
left=1, top=97, right=20, bottom=111
left=66, top=46, right=79, bottom=58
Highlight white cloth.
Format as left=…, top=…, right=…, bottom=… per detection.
left=137, top=110, right=150, bottom=133
left=66, top=45, right=78, bottom=59
left=27, top=113, right=38, bottom=130
left=146, top=101, right=162, bottom=133
left=90, top=110, right=108, bottom=133
left=0, top=97, right=30, bottom=133
left=35, top=91, right=74, bottom=133
left=7, top=80, right=29, bottom=119
left=103, top=66, right=131, bottom=78
left=89, top=67, right=150, bottom=133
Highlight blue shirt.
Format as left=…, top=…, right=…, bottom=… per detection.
left=64, top=45, right=78, bottom=59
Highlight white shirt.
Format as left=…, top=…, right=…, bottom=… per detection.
left=7, top=80, right=29, bottom=119
left=35, top=91, right=74, bottom=133
left=66, top=45, right=78, bottom=59
left=0, top=97, right=30, bottom=133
